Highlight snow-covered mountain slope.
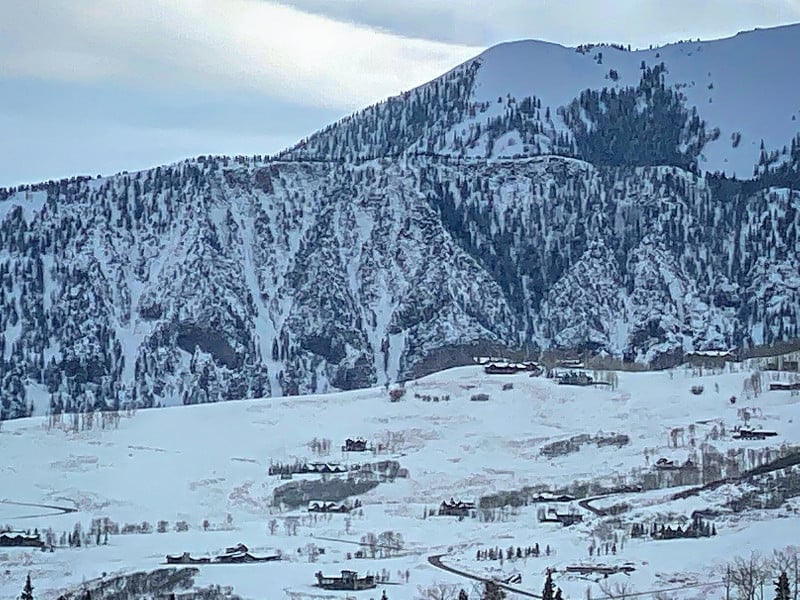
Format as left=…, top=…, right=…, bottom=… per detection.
left=283, top=24, right=800, bottom=178
left=1, top=25, right=800, bottom=418
left=1, top=363, right=800, bottom=599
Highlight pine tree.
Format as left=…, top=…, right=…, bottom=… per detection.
left=482, top=581, right=506, bottom=600
left=20, top=573, right=34, bottom=600
left=555, top=588, right=564, bottom=600
left=542, top=571, right=556, bottom=600
left=775, top=571, right=791, bottom=600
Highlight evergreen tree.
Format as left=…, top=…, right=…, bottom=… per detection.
left=775, top=571, right=790, bottom=600
left=542, top=571, right=556, bottom=600
left=20, top=573, right=34, bottom=600
left=482, top=581, right=506, bottom=600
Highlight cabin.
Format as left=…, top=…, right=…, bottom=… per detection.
left=438, top=499, right=475, bottom=517
left=308, top=500, right=351, bottom=513
left=530, top=492, right=575, bottom=503
left=342, top=438, right=370, bottom=452
left=308, top=462, right=348, bottom=474
left=654, top=458, right=697, bottom=471
left=484, top=361, right=542, bottom=375
left=0, top=531, right=44, bottom=549
left=315, top=570, right=376, bottom=591
left=166, top=552, right=211, bottom=564
left=685, top=350, right=735, bottom=369
left=538, top=507, right=583, bottom=526
left=213, top=543, right=280, bottom=563
left=557, top=371, right=594, bottom=386
left=470, top=393, right=490, bottom=402
left=565, top=565, right=635, bottom=576
left=770, top=382, right=800, bottom=391
left=732, top=428, right=778, bottom=440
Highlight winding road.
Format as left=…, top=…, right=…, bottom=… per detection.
left=0, top=499, right=77, bottom=519
left=427, top=554, right=543, bottom=599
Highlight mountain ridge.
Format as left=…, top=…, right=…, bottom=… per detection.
left=1, top=25, right=799, bottom=419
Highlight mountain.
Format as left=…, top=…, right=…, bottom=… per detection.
left=1, top=25, right=800, bottom=419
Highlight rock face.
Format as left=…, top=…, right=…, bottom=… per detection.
left=1, top=26, right=799, bottom=419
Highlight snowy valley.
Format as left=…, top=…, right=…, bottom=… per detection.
left=1, top=359, right=800, bottom=598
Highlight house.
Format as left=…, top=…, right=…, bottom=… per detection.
left=309, top=462, right=348, bottom=474
left=0, top=531, right=44, bottom=549
left=308, top=500, right=351, bottom=513
left=342, top=438, right=370, bottom=452
left=315, top=570, right=376, bottom=590
left=538, top=508, right=583, bottom=526
left=484, top=361, right=542, bottom=375
left=166, top=551, right=211, bottom=564
left=530, top=492, right=575, bottom=503
left=770, top=382, right=800, bottom=391
left=732, top=428, right=778, bottom=440
left=557, top=371, right=594, bottom=386
left=438, top=498, right=475, bottom=517
left=212, top=543, right=280, bottom=563
left=685, top=350, right=735, bottom=369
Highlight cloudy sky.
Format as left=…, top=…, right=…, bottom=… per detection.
left=2, top=0, right=799, bottom=186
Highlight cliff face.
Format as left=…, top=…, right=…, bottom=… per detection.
left=1, top=26, right=799, bottom=418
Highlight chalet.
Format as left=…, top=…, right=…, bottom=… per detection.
left=166, top=552, right=211, bottom=564
left=565, top=565, right=635, bottom=576
left=770, top=382, right=800, bottom=391
left=530, top=492, right=575, bottom=503
left=342, top=438, right=370, bottom=452
left=0, top=531, right=44, bottom=549
left=213, top=543, right=280, bottom=563
left=438, top=498, right=475, bottom=517
left=308, top=500, right=351, bottom=513
left=309, top=462, right=348, bottom=474
left=732, top=428, right=778, bottom=440
left=557, top=371, right=594, bottom=386
left=538, top=507, right=583, bottom=527
left=685, top=350, right=735, bottom=369
left=314, top=570, right=376, bottom=591
left=484, top=361, right=542, bottom=375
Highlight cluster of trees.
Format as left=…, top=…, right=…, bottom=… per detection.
left=630, top=516, right=717, bottom=539
left=476, top=543, right=549, bottom=560
left=559, top=63, right=710, bottom=170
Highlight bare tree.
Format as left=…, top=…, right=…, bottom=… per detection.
left=598, top=580, right=632, bottom=600
left=727, top=551, right=768, bottom=600
left=769, top=547, right=800, bottom=600
left=416, top=583, right=461, bottom=600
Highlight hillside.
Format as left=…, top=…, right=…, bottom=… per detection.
left=1, top=25, right=800, bottom=417
left=1, top=363, right=800, bottom=598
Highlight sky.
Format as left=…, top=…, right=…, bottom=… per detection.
left=1, top=0, right=799, bottom=187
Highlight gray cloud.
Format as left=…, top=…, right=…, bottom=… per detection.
left=272, top=0, right=800, bottom=48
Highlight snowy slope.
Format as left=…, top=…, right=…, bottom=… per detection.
left=1, top=362, right=800, bottom=598
left=284, top=24, right=800, bottom=178
left=470, top=24, right=800, bottom=176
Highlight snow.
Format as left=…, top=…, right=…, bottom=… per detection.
left=0, top=190, right=47, bottom=223
left=470, top=24, right=800, bottom=176
left=2, top=362, right=800, bottom=599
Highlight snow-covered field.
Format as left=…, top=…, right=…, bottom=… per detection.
left=1, top=363, right=799, bottom=599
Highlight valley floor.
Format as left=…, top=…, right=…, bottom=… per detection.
left=1, top=363, right=799, bottom=599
